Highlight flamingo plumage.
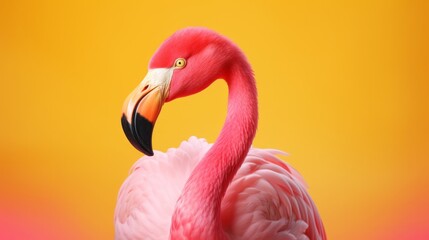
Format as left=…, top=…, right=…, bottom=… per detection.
left=115, top=27, right=326, bottom=240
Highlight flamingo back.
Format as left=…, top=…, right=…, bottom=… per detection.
left=221, top=148, right=326, bottom=240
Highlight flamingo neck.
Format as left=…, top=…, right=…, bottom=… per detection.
left=170, top=61, right=258, bottom=240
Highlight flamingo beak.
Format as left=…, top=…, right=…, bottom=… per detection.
left=121, top=69, right=173, bottom=155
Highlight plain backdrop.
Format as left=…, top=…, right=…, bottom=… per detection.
left=0, top=0, right=428, bottom=239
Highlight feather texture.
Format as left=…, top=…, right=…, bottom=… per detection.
left=115, top=137, right=325, bottom=240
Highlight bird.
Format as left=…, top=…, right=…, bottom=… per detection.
left=115, top=27, right=326, bottom=240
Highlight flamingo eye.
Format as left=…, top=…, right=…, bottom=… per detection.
left=173, top=58, right=186, bottom=69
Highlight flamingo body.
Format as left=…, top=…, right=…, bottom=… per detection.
left=116, top=27, right=326, bottom=240
left=115, top=137, right=324, bottom=240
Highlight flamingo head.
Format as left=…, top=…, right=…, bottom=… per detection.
left=121, top=27, right=238, bottom=155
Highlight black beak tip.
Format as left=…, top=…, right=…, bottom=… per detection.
left=121, top=114, right=155, bottom=156
left=142, top=149, right=153, bottom=156
left=142, top=146, right=154, bottom=156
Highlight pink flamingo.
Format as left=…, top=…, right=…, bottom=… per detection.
left=115, top=27, right=326, bottom=240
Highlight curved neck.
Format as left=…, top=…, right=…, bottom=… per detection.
left=170, top=61, right=258, bottom=240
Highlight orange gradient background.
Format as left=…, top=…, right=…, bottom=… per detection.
left=1, top=0, right=428, bottom=239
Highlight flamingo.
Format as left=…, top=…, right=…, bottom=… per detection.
left=115, top=27, right=326, bottom=240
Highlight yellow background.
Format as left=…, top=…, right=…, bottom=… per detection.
left=1, top=0, right=428, bottom=239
